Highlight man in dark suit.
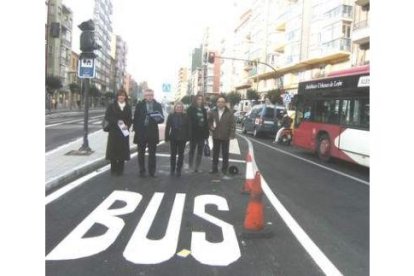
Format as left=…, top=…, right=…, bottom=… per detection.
left=133, top=89, right=164, bottom=177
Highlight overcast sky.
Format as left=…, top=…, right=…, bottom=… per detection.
left=64, top=0, right=244, bottom=100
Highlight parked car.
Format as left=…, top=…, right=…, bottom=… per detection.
left=242, top=104, right=286, bottom=137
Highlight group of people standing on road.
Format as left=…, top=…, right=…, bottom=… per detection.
left=104, top=88, right=235, bottom=177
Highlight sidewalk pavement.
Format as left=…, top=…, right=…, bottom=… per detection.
left=45, top=125, right=166, bottom=193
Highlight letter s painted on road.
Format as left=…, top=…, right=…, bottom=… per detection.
left=191, top=195, right=241, bottom=266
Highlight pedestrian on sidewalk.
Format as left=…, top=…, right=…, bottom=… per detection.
left=133, top=88, right=164, bottom=177
left=208, top=96, right=236, bottom=175
left=105, top=89, right=132, bottom=176
left=186, top=94, right=209, bottom=172
left=165, top=102, right=190, bottom=177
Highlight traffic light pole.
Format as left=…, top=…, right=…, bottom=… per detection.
left=79, top=78, right=91, bottom=152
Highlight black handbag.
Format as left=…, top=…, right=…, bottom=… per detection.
left=203, top=139, right=211, bottom=157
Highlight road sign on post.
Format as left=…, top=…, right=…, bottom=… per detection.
left=162, top=83, right=171, bottom=93
left=78, top=57, right=96, bottom=79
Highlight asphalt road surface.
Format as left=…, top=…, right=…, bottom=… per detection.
left=45, top=110, right=106, bottom=152
left=46, top=132, right=369, bottom=276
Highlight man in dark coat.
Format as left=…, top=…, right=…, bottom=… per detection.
left=133, top=88, right=164, bottom=177
left=208, top=96, right=236, bottom=174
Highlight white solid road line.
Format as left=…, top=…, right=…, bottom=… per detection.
left=46, top=115, right=104, bottom=128
left=46, top=142, right=166, bottom=205
left=240, top=135, right=343, bottom=276
left=242, top=134, right=369, bottom=186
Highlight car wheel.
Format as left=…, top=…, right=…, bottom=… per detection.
left=317, top=134, right=331, bottom=162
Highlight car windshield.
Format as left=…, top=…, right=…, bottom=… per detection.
left=263, top=108, right=275, bottom=118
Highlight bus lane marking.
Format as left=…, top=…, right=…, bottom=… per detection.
left=47, top=191, right=241, bottom=266
left=240, top=135, right=343, bottom=276
left=242, top=134, right=369, bottom=186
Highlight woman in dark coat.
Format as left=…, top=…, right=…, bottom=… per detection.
left=165, top=102, right=190, bottom=177
left=105, top=89, right=132, bottom=176
left=186, top=95, right=209, bottom=172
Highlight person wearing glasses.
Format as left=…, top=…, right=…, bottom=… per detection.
left=208, top=96, right=236, bottom=175
left=133, top=88, right=164, bottom=177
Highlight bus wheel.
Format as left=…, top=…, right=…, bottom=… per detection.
left=317, top=134, right=331, bottom=162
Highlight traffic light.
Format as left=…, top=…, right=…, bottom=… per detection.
left=78, top=20, right=101, bottom=52
left=207, top=52, right=215, bottom=64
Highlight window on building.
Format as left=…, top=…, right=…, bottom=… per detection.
left=342, top=23, right=351, bottom=38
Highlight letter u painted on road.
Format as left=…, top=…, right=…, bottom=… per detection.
left=123, top=193, right=186, bottom=264
left=46, top=191, right=142, bottom=260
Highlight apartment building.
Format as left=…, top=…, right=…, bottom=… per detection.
left=232, top=9, right=254, bottom=98
left=113, top=35, right=127, bottom=91
left=175, top=67, right=190, bottom=102
left=92, top=0, right=113, bottom=94
left=191, top=68, right=203, bottom=96
left=189, top=47, right=203, bottom=95
left=46, top=0, right=73, bottom=107
left=351, top=0, right=369, bottom=66
left=238, top=0, right=356, bottom=97
left=200, top=28, right=221, bottom=96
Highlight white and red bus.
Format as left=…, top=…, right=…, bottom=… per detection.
left=292, top=65, right=369, bottom=167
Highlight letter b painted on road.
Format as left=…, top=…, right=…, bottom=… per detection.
left=46, top=191, right=142, bottom=260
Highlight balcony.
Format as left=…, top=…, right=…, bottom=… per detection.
left=274, top=41, right=286, bottom=53
left=355, top=0, right=369, bottom=6
left=352, top=20, right=370, bottom=45
left=322, top=38, right=352, bottom=54
left=275, top=21, right=286, bottom=32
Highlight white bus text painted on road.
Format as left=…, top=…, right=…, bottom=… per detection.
left=123, top=193, right=186, bottom=264
left=191, top=195, right=241, bottom=266
left=46, top=191, right=142, bottom=260
left=46, top=190, right=241, bottom=266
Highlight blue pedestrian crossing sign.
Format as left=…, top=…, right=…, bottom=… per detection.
left=162, top=83, right=171, bottom=93
left=282, top=93, right=292, bottom=104
left=78, top=58, right=96, bottom=78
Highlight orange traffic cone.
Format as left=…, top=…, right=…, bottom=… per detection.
left=241, top=171, right=274, bottom=239
left=243, top=171, right=264, bottom=231
left=241, top=153, right=254, bottom=194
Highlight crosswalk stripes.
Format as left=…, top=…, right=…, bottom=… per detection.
left=208, top=136, right=241, bottom=155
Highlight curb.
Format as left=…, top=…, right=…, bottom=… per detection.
left=45, top=145, right=138, bottom=194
